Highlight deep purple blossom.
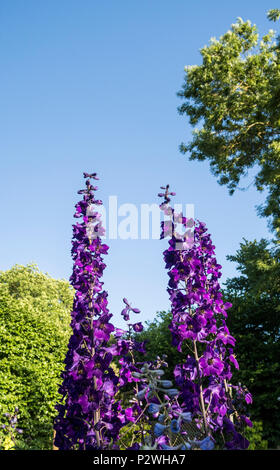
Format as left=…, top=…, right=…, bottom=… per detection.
left=121, top=298, right=141, bottom=322
left=199, top=350, right=224, bottom=376
left=53, top=173, right=121, bottom=450
left=158, top=185, right=252, bottom=448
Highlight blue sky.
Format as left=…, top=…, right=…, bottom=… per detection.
left=0, top=0, right=273, bottom=328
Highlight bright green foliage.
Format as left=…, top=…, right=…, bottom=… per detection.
left=246, top=421, right=268, bottom=450
left=225, top=240, right=280, bottom=448
left=0, top=264, right=73, bottom=449
left=267, top=9, right=280, bottom=23
left=178, top=12, right=280, bottom=237
left=117, top=422, right=152, bottom=450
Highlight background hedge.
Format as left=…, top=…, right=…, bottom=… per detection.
left=0, top=264, right=73, bottom=449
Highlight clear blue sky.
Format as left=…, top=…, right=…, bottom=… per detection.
left=0, top=0, right=273, bottom=328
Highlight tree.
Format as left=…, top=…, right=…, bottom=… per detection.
left=224, top=239, right=280, bottom=448
left=177, top=8, right=280, bottom=447
left=0, top=264, right=73, bottom=449
left=177, top=12, right=280, bottom=237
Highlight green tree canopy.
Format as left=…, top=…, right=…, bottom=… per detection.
left=224, top=239, right=280, bottom=448
left=0, top=264, right=73, bottom=449
left=178, top=12, right=280, bottom=237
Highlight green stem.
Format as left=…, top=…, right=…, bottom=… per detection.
left=88, top=280, right=102, bottom=448
left=193, top=340, right=208, bottom=435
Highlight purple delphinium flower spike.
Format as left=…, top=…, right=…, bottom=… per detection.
left=158, top=185, right=252, bottom=449
left=53, top=173, right=120, bottom=450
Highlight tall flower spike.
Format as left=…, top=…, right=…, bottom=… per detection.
left=53, top=173, right=119, bottom=450
left=158, top=184, right=176, bottom=205
left=159, top=185, right=252, bottom=450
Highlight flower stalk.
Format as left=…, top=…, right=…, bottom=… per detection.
left=53, top=173, right=119, bottom=450
left=159, top=185, right=252, bottom=449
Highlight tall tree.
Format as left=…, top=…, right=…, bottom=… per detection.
left=177, top=11, right=280, bottom=237
left=224, top=239, right=280, bottom=448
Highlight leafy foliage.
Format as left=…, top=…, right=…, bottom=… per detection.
left=245, top=421, right=268, bottom=450
left=267, top=9, right=280, bottom=23
left=224, top=240, right=280, bottom=448
left=0, top=264, right=73, bottom=449
left=178, top=13, right=280, bottom=237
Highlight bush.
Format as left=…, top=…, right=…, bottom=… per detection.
left=0, top=264, right=73, bottom=449
left=245, top=421, right=268, bottom=450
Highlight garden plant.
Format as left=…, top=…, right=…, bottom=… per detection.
left=53, top=172, right=252, bottom=450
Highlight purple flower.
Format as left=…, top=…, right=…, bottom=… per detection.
left=124, top=408, right=135, bottom=422
left=229, top=352, right=239, bottom=370
left=83, top=172, right=99, bottom=180
left=240, top=415, right=253, bottom=428
left=156, top=435, right=169, bottom=447
left=245, top=393, right=253, bottom=404
left=121, top=307, right=130, bottom=321
left=217, top=324, right=236, bottom=346
left=199, top=351, right=224, bottom=376
left=178, top=315, right=206, bottom=341
left=121, top=298, right=141, bottom=321
left=226, top=432, right=250, bottom=450
left=102, top=380, right=115, bottom=397
left=132, top=322, right=143, bottom=332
